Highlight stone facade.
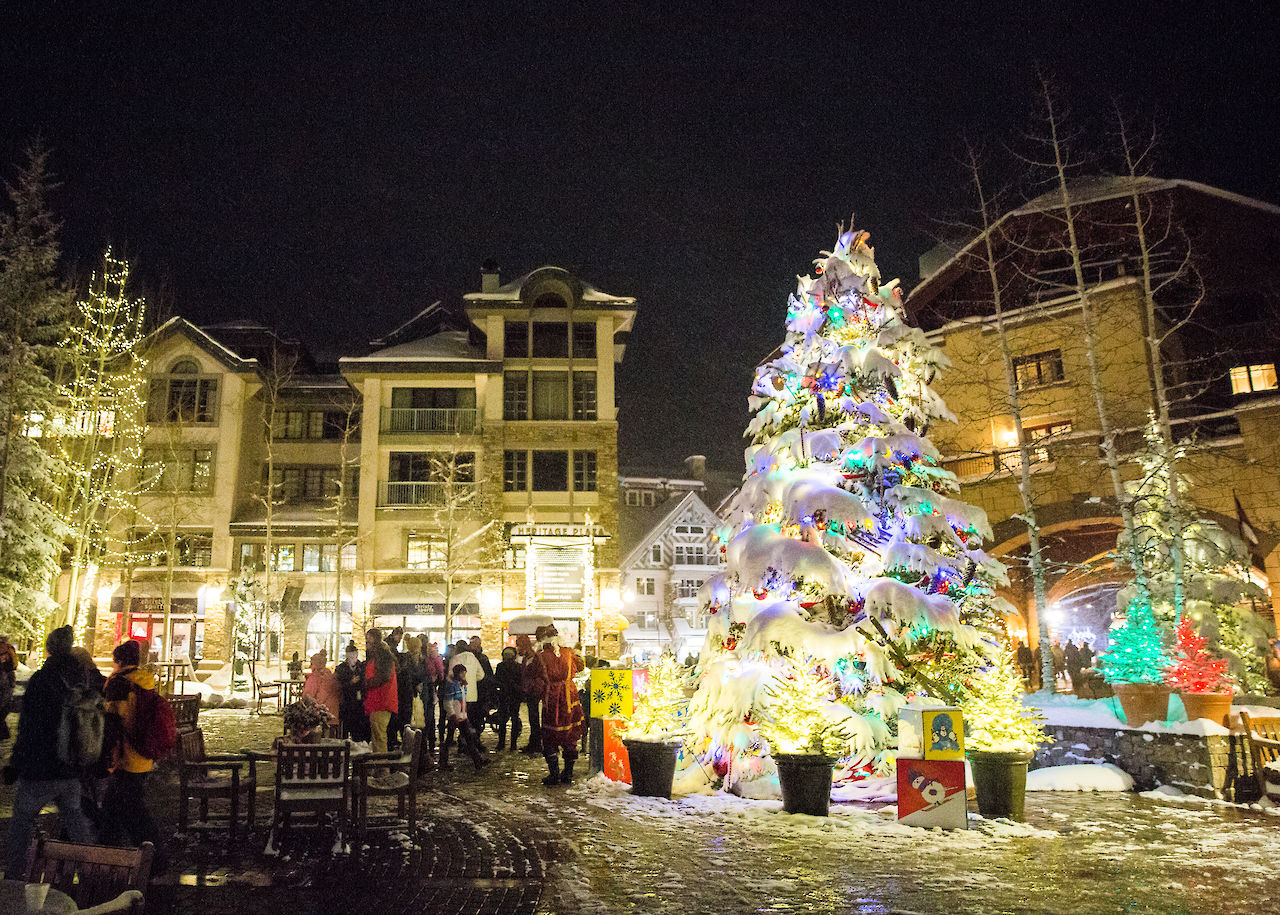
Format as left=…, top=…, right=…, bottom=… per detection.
left=1032, top=724, right=1256, bottom=800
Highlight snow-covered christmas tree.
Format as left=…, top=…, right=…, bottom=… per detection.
left=683, top=228, right=1014, bottom=787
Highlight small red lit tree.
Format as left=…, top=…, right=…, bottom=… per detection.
left=1167, top=617, right=1233, bottom=695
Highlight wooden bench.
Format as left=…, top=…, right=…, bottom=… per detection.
left=1239, top=712, right=1280, bottom=799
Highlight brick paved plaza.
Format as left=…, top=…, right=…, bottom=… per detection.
left=4, top=708, right=1280, bottom=914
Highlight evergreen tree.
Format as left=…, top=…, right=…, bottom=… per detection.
left=963, top=646, right=1047, bottom=752
left=1099, top=598, right=1171, bottom=685
left=1121, top=416, right=1271, bottom=691
left=1167, top=616, right=1233, bottom=694
left=684, top=228, right=1012, bottom=785
left=0, top=145, right=73, bottom=639
left=624, top=655, right=691, bottom=741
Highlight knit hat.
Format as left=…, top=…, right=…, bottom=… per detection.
left=46, top=625, right=74, bottom=657
left=113, top=639, right=141, bottom=667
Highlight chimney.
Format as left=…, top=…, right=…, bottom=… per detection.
left=481, top=258, right=501, bottom=293
left=684, top=454, right=706, bottom=481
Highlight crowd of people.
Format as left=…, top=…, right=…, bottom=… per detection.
left=2, top=628, right=172, bottom=879
left=301, top=624, right=586, bottom=785
left=1014, top=637, right=1096, bottom=692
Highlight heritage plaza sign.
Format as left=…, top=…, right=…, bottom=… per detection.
left=510, top=523, right=609, bottom=538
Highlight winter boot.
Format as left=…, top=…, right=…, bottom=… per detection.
left=542, top=754, right=561, bottom=786
left=438, top=742, right=452, bottom=772
left=510, top=719, right=522, bottom=751
left=560, top=754, right=576, bottom=785
left=496, top=724, right=507, bottom=752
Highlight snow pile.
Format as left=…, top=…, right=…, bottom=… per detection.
left=1026, top=764, right=1134, bottom=792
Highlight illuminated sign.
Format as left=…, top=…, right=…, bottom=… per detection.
left=511, top=523, right=608, bottom=538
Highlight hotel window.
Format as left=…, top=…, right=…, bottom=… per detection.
left=532, top=371, right=568, bottom=419
left=573, top=451, right=597, bottom=492
left=273, top=410, right=305, bottom=440
left=531, top=450, right=569, bottom=491
left=407, top=534, right=447, bottom=570
left=626, top=489, right=656, bottom=507
left=148, top=359, right=218, bottom=424
left=340, top=543, right=356, bottom=570
left=1230, top=363, right=1278, bottom=394
left=271, top=543, right=297, bottom=572
left=572, top=372, right=597, bottom=420
left=651, top=543, right=663, bottom=563
left=503, top=450, right=528, bottom=491
left=504, top=372, right=529, bottom=420
left=674, top=544, right=706, bottom=565
left=299, top=543, right=340, bottom=572
left=531, top=322, right=569, bottom=358
left=143, top=447, right=214, bottom=493
left=636, top=577, right=655, bottom=595
left=239, top=542, right=266, bottom=572
left=678, top=579, right=700, bottom=599
left=1013, top=350, right=1065, bottom=390
left=504, top=321, right=529, bottom=358
left=572, top=322, right=596, bottom=359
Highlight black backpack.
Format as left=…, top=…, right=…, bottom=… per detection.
left=56, top=679, right=106, bottom=770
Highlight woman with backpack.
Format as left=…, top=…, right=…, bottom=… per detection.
left=101, top=640, right=168, bottom=871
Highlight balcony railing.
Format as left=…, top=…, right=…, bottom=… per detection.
left=380, top=407, right=479, bottom=435
left=379, top=481, right=477, bottom=506
left=944, top=445, right=1051, bottom=481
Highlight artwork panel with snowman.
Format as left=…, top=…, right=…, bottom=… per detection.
left=896, top=758, right=968, bottom=828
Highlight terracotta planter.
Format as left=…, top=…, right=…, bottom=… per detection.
left=1179, top=691, right=1233, bottom=728
left=773, top=754, right=835, bottom=816
left=968, top=750, right=1032, bottom=821
left=1112, top=682, right=1171, bottom=727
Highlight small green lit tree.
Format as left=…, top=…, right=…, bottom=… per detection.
left=1100, top=599, right=1171, bottom=685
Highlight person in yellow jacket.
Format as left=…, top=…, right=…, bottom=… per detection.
left=101, top=640, right=165, bottom=870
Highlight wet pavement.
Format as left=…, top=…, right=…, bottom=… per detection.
left=3, top=707, right=1279, bottom=913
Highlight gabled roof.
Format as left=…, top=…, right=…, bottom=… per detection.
left=463, top=265, right=636, bottom=306
left=142, top=317, right=260, bottom=372
left=621, top=491, right=723, bottom=570
left=909, top=176, right=1280, bottom=313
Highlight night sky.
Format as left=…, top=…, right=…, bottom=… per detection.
left=3, top=2, right=1278, bottom=474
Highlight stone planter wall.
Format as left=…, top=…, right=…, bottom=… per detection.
left=1032, top=724, right=1256, bottom=800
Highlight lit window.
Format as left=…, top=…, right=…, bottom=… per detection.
left=636, top=577, right=655, bottom=595
left=573, top=451, right=597, bottom=492
left=1013, top=350, right=1065, bottom=390
left=678, top=579, right=700, bottom=599
left=407, top=534, right=447, bottom=570
left=1231, top=363, right=1278, bottom=394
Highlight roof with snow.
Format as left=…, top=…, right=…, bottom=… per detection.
left=620, top=490, right=724, bottom=568
left=143, top=317, right=260, bottom=372
left=340, top=302, right=498, bottom=373
left=463, top=265, right=636, bottom=307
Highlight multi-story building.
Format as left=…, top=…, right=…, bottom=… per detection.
left=80, top=264, right=636, bottom=661
left=617, top=456, right=735, bottom=660
left=906, top=177, right=1280, bottom=648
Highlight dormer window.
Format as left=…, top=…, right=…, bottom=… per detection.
left=148, top=359, right=218, bottom=423
left=1230, top=363, right=1277, bottom=394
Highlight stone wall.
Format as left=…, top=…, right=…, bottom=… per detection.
left=1032, top=724, right=1257, bottom=800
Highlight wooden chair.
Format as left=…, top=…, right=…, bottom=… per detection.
left=168, top=695, right=200, bottom=734
left=177, top=727, right=257, bottom=843
left=254, top=676, right=281, bottom=714
left=352, top=726, right=423, bottom=857
left=1240, top=712, right=1280, bottom=797
left=266, top=741, right=350, bottom=856
left=25, top=837, right=153, bottom=915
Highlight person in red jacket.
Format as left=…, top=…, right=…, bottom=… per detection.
left=363, top=629, right=398, bottom=757
left=536, top=625, right=584, bottom=786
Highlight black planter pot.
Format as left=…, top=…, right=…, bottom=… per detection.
left=773, top=753, right=835, bottom=816
left=623, top=739, right=681, bottom=798
left=968, top=750, right=1032, bottom=821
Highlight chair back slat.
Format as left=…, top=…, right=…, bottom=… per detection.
left=178, top=728, right=207, bottom=764
left=276, top=742, right=349, bottom=786
left=26, top=838, right=153, bottom=910
left=168, top=695, right=200, bottom=733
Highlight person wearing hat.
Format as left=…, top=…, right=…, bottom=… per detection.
left=100, top=638, right=165, bottom=869
left=516, top=633, right=544, bottom=754
left=302, top=649, right=341, bottom=722
left=4, top=626, right=95, bottom=878
left=335, top=641, right=369, bottom=741
left=535, top=625, right=585, bottom=786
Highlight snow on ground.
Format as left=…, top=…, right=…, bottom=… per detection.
left=1023, top=691, right=1230, bottom=736
left=1026, top=763, right=1133, bottom=791
left=580, top=774, right=1057, bottom=846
